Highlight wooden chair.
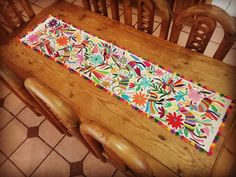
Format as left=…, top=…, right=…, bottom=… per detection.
left=81, top=0, right=171, bottom=39
left=24, top=77, right=95, bottom=153
left=169, top=4, right=236, bottom=60
left=0, top=65, right=43, bottom=117
left=0, top=0, right=35, bottom=41
left=80, top=120, right=153, bottom=177
left=124, top=0, right=171, bottom=39
left=82, top=0, right=108, bottom=16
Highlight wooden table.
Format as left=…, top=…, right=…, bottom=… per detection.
left=0, top=1, right=236, bottom=177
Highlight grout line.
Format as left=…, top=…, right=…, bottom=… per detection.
left=29, top=147, right=54, bottom=176
left=71, top=0, right=77, bottom=4
left=31, top=0, right=39, bottom=4
left=0, top=150, right=8, bottom=167
left=81, top=151, right=90, bottom=162
left=8, top=158, right=28, bottom=177
left=111, top=168, right=118, bottom=177
left=31, top=2, right=44, bottom=9
left=4, top=137, right=28, bottom=176
left=0, top=105, right=27, bottom=132
left=29, top=134, right=66, bottom=176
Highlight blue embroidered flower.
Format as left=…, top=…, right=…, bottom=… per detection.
left=90, top=54, right=103, bottom=66
left=139, top=78, right=151, bottom=89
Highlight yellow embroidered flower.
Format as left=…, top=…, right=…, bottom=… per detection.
left=101, top=81, right=111, bottom=88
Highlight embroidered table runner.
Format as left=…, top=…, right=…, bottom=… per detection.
left=20, top=16, right=232, bottom=154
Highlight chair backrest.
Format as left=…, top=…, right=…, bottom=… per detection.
left=82, top=0, right=108, bottom=16
left=24, top=77, right=79, bottom=136
left=124, top=0, right=171, bottom=39
left=81, top=0, right=171, bottom=39
left=80, top=121, right=153, bottom=177
left=169, top=4, right=236, bottom=60
left=0, top=0, right=35, bottom=33
left=0, top=65, right=43, bottom=117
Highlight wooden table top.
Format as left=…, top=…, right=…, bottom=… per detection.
left=0, top=1, right=235, bottom=177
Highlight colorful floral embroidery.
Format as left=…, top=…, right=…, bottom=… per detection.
left=20, top=16, right=232, bottom=153
left=27, top=34, right=39, bottom=43
left=48, top=19, right=58, bottom=27
left=56, top=36, right=68, bottom=46
left=132, top=92, right=148, bottom=106
left=166, top=112, right=184, bottom=129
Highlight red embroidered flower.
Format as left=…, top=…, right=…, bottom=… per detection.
left=166, top=112, right=183, bottom=129
left=56, top=36, right=68, bottom=46
left=132, top=92, right=148, bottom=106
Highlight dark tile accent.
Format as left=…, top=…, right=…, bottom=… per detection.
left=70, top=161, right=83, bottom=176
left=27, top=126, right=39, bottom=138
left=0, top=98, right=4, bottom=107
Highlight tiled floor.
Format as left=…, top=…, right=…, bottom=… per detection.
left=0, top=0, right=236, bottom=177
left=0, top=82, right=125, bottom=177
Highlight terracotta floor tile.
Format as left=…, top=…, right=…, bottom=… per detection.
left=74, top=0, right=84, bottom=8
left=30, top=0, right=39, bottom=3
left=70, top=161, right=83, bottom=176
left=182, top=24, right=191, bottom=33
left=0, top=151, right=6, bottom=165
left=177, top=31, right=189, bottom=47
left=4, top=93, right=25, bottom=115
left=17, top=107, right=45, bottom=127
left=223, top=49, right=236, bottom=67
left=0, top=119, right=27, bottom=156
left=55, top=136, right=88, bottom=162
left=113, top=170, right=127, bottom=177
left=204, top=41, right=219, bottom=57
left=32, top=4, right=44, bottom=14
left=0, top=108, right=14, bottom=129
left=0, top=82, right=10, bottom=99
left=107, top=6, right=123, bottom=20
left=211, top=26, right=224, bottom=44
left=232, top=42, right=236, bottom=50
left=66, top=0, right=76, bottom=3
left=27, top=126, right=39, bottom=138
left=10, top=138, right=51, bottom=176
left=39, top=119, right=64, bottom=147
left=34, top=0, right=58, bottom=8
left=83, top=153, right=116, bottom=177
left=152, top=22, right=161, bottom=37
left=154, top=15, right=162, bottom=23
left=0, top=160, right=25, bottom=177
left=32, top=151, right=70, bottom=177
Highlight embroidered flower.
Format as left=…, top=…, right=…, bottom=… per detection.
left=101, top=80, right=111, bottom=88
left=155, top=69, right=163, bottom=77
left=117, top=56, right=128, bottom=65
left=90, top=54, right=103, bottom=66
left=27, top=34, right=38, bottom=43
left=56, top=36, right=68, bottom=46
left=132, top=92, right=148, bottom=106
left=48, top=19, right=58, bottom=27
left=188, top=88, right=201, bottom=103
left=138, top=78, right=151, bottom=89
left=166, top=112, right=183, bottom=129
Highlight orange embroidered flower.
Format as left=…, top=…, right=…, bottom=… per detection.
left=56, top=36, right=68, bottom=46
left=132, top=92, right=148, bottom=106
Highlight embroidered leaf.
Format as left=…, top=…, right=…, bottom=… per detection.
left=184, top=128, right=188, bottom=137
left=179, top=129, right=183, bottom=135
left=211, top=105, right=218, bottom=112
left=196, top=127, right=201, bottom=135
left=164, top=101, right=172, bottom=108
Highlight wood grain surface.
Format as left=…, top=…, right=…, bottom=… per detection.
left=0, top=1, right=235, bottom=177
